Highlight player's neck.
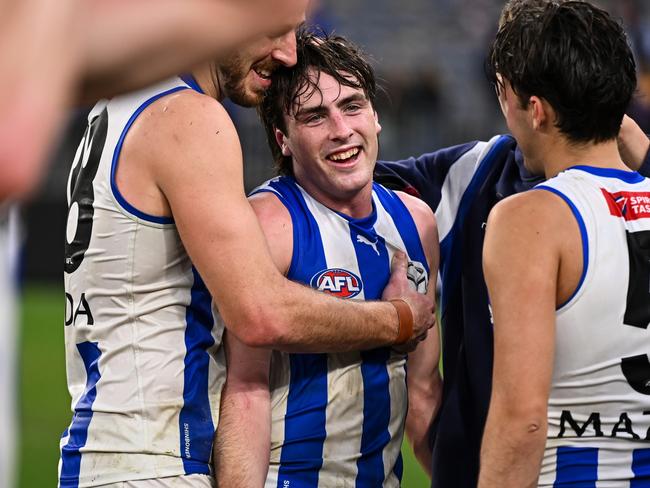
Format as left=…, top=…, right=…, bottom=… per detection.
left=323, top=192, right=373, bottom=220
left=191, top=65, right=223, bottom=101
left=299, top=180, right=374, bottom=220
left=334, top=197, right=373, bottom=220
left=541, top=137, right=627, bottom=179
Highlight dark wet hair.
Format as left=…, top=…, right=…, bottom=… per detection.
left=487, top=0, right=636, bottom=143
left=259, top=27, right=377, bottom=176
left=498, top=0, right=560, bottom=28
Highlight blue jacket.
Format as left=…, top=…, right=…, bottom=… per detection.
left=375, top=135, right=650, bottom=488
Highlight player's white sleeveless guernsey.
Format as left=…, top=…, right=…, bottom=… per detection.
left=0, top=205, right=19, bottom=488
left=252, top=177, right=429, bottom=488
left=59, top=76, right=225, bottom=487
left=535, top=166, right=650, bottom=487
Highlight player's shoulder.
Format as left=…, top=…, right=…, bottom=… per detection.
left=248, top=187, right=292, bottom=229
left=144, top=89, right=234, bottom=134
left=122, top=88, right=242, bottom=184
left=394, top=190, right=439, bottom=259
left=248, top=186, right=293, bottom=275
left=128, top=89, right=237, bottom=155
left=487, top=187, right=572, bottom=240
left=490, top=188, right=563, bottom=219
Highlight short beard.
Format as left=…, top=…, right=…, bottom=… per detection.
left=219, top=56, right=264, bottom=108
left=226, top=83, right=263, bottom=108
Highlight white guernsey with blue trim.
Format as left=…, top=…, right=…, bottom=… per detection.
left=0, top=205, right=19, bottom=488
left=253, top=176, right=429, bottom=488
left=59, top=78, right=225, bottom=487
left=536, top=166, right=650, bottom=487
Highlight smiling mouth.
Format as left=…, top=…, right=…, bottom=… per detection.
left=254, top=68, right=272, bottom=80
left=328, top=147, right=360, bottom=164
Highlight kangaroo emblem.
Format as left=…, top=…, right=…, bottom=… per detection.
left=356, top=234, right=380, bottom=255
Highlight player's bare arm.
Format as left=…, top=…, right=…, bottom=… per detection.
left=618, top=115, right=650, bottom=171
left=117, top=90, right=434, bottom=352
left=478, top=189, right=581, bottom=488
left=214, top=333, right=272, bottom=487
left=214, top=192, right=292, bottom=487
left=405, top=323, right=441, bottom=477
left=77, top=0, right=304, bottom=103
left=397, top=191, right=442, bottom=477
left=0, top=0, right=79, bottom=200
left=0, top=0, right=305, bottom=200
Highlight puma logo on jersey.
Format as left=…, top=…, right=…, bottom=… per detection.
left=310, top=268, right=363, bottom=299
left=356, top=234, right=380, bottom=255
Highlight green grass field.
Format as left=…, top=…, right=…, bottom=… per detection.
left=18, top=284, right=430, bottom=487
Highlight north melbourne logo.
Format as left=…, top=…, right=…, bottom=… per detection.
left=310, top=268, right=363, bottom=298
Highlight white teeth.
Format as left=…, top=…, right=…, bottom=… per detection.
left=255, top=69, right=271, bottom=79
left=329, top=148, right=360, bottom=161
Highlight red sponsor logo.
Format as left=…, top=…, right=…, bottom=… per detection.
left=602, top=189, right=650, bottom=221
left=310, top=268, right=363, bottom=299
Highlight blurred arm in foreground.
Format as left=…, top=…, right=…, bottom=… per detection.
left=0, top=0, right=301, bottom=200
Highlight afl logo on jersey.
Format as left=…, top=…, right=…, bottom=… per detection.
left=310, top=268, right=363, bottom=299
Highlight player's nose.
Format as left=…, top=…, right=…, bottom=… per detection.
left=329, top=112, right=354, bottom=141
left=271, top=31, right=298, bottom=67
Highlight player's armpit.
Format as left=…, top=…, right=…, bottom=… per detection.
left=214, top=331, right=272, bottom=488
left=479, top=191, right=565, bottom=488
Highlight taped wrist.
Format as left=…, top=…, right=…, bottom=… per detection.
left=390, top=299, right=413, bottom=344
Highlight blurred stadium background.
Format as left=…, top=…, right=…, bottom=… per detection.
left=16, top=0, right=650, bottom=486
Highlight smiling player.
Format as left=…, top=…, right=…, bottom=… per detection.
left=214, top=30, right=442, bottom=487
left=60, top=3, right=436, bottom=487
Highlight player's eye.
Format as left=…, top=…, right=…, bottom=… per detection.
left=304, top=113, right=324, bottom=124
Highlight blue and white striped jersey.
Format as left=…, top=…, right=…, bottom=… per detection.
left=60, top=77, right=225, bottom=487
left=252, top=176, right=429, bottom=488
left=537, top=166, right=650, bottom=487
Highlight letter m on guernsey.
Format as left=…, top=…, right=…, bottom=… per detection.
left=558, top=410, right=604, bottom=438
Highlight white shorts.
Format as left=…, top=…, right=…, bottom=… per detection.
left=98, top=475, right=215, bottom=488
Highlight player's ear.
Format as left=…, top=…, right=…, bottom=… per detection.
left=374, top=110, right=381, bottom=134
left=529, top=95, right=549, bottom=131
left=495, top=74, right=508, bottom=118
left=275, top=128, right=292, bottom=157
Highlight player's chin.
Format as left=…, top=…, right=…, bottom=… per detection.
left=337, top=173, right=372, bottom=193
left=229, top=86, right=265, bottom=108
